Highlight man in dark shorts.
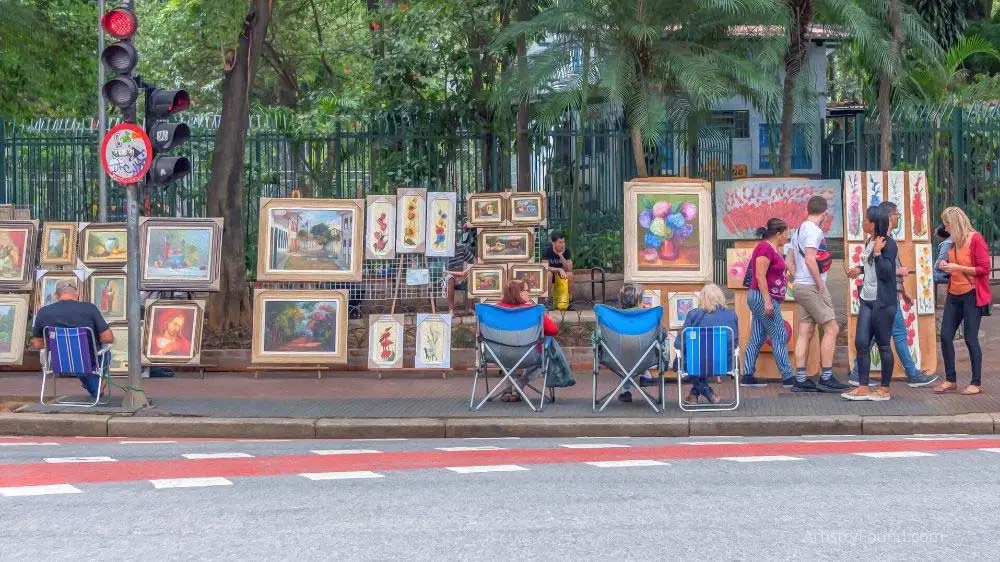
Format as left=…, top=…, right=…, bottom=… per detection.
left=31, top=279, right=115, bottom=398
left=542, top=231, right=573, bottom=280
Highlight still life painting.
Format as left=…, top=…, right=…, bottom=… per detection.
left=425, top=192, right=457, bottom=258
left=478, top=229, right=533, bottom=262
left=88, top=273, right=126, bottom=322
left=467, top=193, right=505, bottom=227
left=140, top=218, right=222, bottom=291
left=865, top=171, right=883, bottom=208
left=624, top=180, right=713, bottom=283
left=0, top=221, right=37, bottom=291
left=81, top=223, right=127, bottom=266
left=509, top=193, right=546, bottom=226
left=396, top=188, right=427, bottom=254
left=715, top=179, right=842, bottom=240
left=257, top=198, right=364, bottom=282
left=847, top=243, right=863, bottom=315
left=143, top=299, right=204, bottom=365
left=415, top=313, right=452, bottom=369
left=468, top=266, right=505, bottom=298
left=0, top=294, right=29, bottom=365
left=252, top=290, right=349, bottom=364
left=510, top=264, right=548, bottom=297
left=667, top=292, right=700, bottom=329
left=368, top=314, right=404, bottom=369
left=365, top=195, right=396, bottom=260
left=40, top=222, right=78, bottom=266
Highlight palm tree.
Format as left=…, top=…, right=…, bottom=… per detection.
left=901, top=35, right=1000, bottom=106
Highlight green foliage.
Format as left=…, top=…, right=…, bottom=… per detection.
left=561, top=209, right=624, bottom=272
left=907, top=0, right=972, bottom=48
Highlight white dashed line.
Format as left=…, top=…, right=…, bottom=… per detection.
left=797, top=439, right=867, bottom=443
left=310, top=449, right=381, bottom=455
left=575, top=436, right=633, bottom=439
left=800, top=435, right=858, bottom=438
left=120, top=440, right=178, bottom=444
left=720, top=456, right=803, bottom=463
left=853, top=451, right=936, bottom=459
left=150, top=477, right=233, bottom=489
left=904, top=437, right=976, bottom=441
left=236, top=439, right=292, bottom=443
left=980, top=448, right=1000, bottom=454
left=181, top=453, right=253, bottom=460
left=351, top=438, right=407, bottom=442
left=43, top=456, right=117, bottom=464
left=300, top=471, right=384, bottom=481
left=0, top=484, right=82, bottom=497
left=559, top=443, right=631, bottom=449
left=435, top=446, right=505, bottom=452
left=913, top=433, right=968, bottom=437
left=446, top=465, right=529, bottom=474
left=682, top=441, right=746, bottom=445
left=585, top=460, right=668, bottom=468
left=462, top=437, right=521, bottom=440
left=0, top=442, right=59, bottom=447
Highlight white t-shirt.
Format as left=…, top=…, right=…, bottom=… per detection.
left=791, top=220, right=828, bottom=285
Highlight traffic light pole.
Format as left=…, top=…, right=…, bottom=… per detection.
left=121, top=79, right=147, bottom=410
left=97, top=0, right=108, bottom=222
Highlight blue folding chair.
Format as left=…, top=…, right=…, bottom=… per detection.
left=470, top=303, right=553, bottom=412
left=591, top=304, right=667, bottom=412
left=40, top=327, right=112, bottom=408
left=676, top=325, right=740, bottom=412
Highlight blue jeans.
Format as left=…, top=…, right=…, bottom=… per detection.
left=79, top=374, right=100, bottom=398
left=852, top=304, right=917, bottom=378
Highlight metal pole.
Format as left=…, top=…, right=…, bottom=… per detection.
left=97, top=0, right=108, bottom=222
left=123, top=179, right=147, bottom=409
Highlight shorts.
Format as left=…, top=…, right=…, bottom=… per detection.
left=795, top=283, right=835, bottom=325
left=443, top=273, right=467, bottom=292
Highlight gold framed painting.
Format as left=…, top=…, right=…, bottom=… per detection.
left=80, top=223, right=127, bottom=266
left=142, top=299, right=205, bottom=366
left=251, top=289, right=349, bottom=364
left=0, top=220, right=38, bottom=291
left=0, top=293, right=30, bottom=365
left=368, top=314, right=405, bottom=369
left=396, top=188, right=427, bottom=254
left=467, top=193, right=505, bottom=227
left=509, top=263, right=549, bottom=297
left=257, top=198, right=365, bottom=282
left=467, top=265, right=506, bottom=298
left=140, top=217, right=223, bottom=291
left=478, top=229, right=534, bottom=263
left=88, top=271, right=127, bottom=323
left=509, top=192, right=547, bottom=226
left=39, top=222, right=78, bottom=266
left=624, top=179, right=713, bottom=283
left=35, top=271, right=83, bottom=311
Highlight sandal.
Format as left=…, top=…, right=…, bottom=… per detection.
left=500, top=389, right=521, bottom=402
left=933, top=382, right=957, bottom=394
left=961, top=385, right=983, bottom=396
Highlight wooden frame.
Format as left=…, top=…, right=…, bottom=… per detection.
left=251, top=289, right=349, bottom=364
left=0, top=293, right=30, bottom=365
left=508, top=192, right=547, bottom=226
left=108, top=324, right=129, bottom=374
left=467, top=265, right=506, bottom=298
left=509, top=263, right=549, bottom=297
left=35, top=271, right=83, bottom=312
left=425, top=192, right=457, bottom=258
left=39, top=221, right=78, bottom=266
left=414, top=313, right=452, bottom=369
left=87, top=271, right=127, bottom=323
left=667, top=291, right=700, bottom=329
left=466, top=193, right=505, bottom=227
left=843, top=170, right=865, bottom=242
left=80, top=223, right=127, bottom=267
left=256, top=198, right=364, bottom=282
left=364, top=195, right=397, bottom=260
left=477, top=228, right=534, bottom=263
left=142, top=299, right=205, bottom=366
left=368, top=314, right=405, bottom=369
left=139, top=217, right=223, bottom=291
left=396, top=188, right=427, bottom=254
left=0, top=220, right=38, bottom=291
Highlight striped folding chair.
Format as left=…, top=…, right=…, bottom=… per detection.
left=676, top=325, right=740, bottom=412
left=470, top=303, right=553, bottom=412
left=591, top=304, right=667, bottom=413
left=40, top=326, right=113, bottom=408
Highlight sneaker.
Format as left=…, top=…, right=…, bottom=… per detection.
left=638, top=374, right=657, bottom=387
left=841, top=387, right=873, bottom=401
left=740, top=375, right=767, bottom=387
left=848, top=369, right=877, bottom=387
left=791, top=379, right=821, bottom=392
left=870, top=388, right=891, bottom=401
left=781, top=378, right=797, bottom=388
left=817, top=375, right=850, bottom=392
left=906, top=371, right=938, bottom=388
left=618, top=391, right=633, bottom=403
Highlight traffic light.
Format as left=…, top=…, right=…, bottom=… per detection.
left=145, top=88, right=191, bottom=185
left=100, top=7, right=139, bottom=111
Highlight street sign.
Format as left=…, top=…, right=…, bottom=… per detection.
left=100, top=122, right=152, bottom=184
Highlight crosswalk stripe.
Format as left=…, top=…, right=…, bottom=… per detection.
left=585, top=460, right=668, bottom=468
left=446, top=465, right=528, bottom=474
left=120, top=440, right=178, bottom=444
left=720, top=455, right=803, bottom=462
left=181, top=453, right=253, bottom=460
left=300, top=471, right=384, bottom=481
left=0, top=442, right=59, bottom=447
left=0, top=484, right=82, bottom=497
left=980, top=448, right=1000, bottom=454
left=559, top=443, right=630, bottom=449
left=351, top=438, right=407, bottom=442
left=853, top=451, right=936, bottom=458
left=683, top=441, right=745, bottom=445
left=44, top=456, right=116, bottom=464
left=151, top=477, right=233, bottom=489
left=435, top=446, right=505, bottom=452
left=310, top=449, right=381, bottom=455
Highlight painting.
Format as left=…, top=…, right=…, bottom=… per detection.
left=762, top=310, right=795, bottom=353
left=0, top=294, right=29, bottom=365
left=0, top=205, right=11, bottom=220
left=0, top=221, right=37, bottom=291
left=467, top=265, right=506, bottom=298
left=39, top=222, right=78, bottom=266
left=257, top=198, right=364, bottom=282
left=425, top=192, right=457, bottom=258
left=715, top=179, right=842, bottom=240
left=396, top=188, right=427, bottom=254
left=624, top=180, right=713, bottom=283
left=36, top=272, right=82, bottom=311
left=786, top=282, right=797, bottom=302
left=467, top=193, right=505, bottom=227
left=726, top=248, right=753, bottom=289
left=108, top=325, right=129, bottom=374
left=478, top=229, right=534, bottom=263
left=368, top=314, right=404, bottom=369
left=915, top=243, right=935, bottom=315
left=509, top=193, right=546, bottom=226
left=251, top=290, right=349, bottom=364
left=140, top=218, right=223, bottom=291
left=865, top=171, right=883, bottom=208
left=887, top=171, right=906, bottom=240
left=142, top=300, right=205, bottom=365
left=415, top=313, right=452, bottom=369
left=510, top=264, right=549, bottom=297
left=81, top=223, right=127, bottom=266
left=365, top=195, right=396, bottom=260
left=909, top=171, right=931, bottom=241
left=847, top=243, right=864, bottom=315
left=640, top=289, right=661, bottom=309
left=88, top=272, right=127, bottom=322
left=901, top=298, right=921, bottom=370
left=844, top=171, right=865, bottom=242
left=667, top=292, right=700, bottom=329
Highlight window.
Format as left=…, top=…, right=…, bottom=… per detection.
left=758, top=124, right=813, bottom=171
left=710, top=110, right=750, bottom=139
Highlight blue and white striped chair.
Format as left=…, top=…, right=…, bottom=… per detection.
left=591, top=304, right=666, bottom=412
left=470, top=303, right=553, bottom=412
left=676, top=325, right=740, bottom=412
left=40, top=326, right=112, bottom=408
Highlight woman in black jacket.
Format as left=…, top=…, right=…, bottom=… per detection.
left=843, top=205, right=898, bottom=401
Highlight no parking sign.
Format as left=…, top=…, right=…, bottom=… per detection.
left=100, top=123, right=152, bottom=185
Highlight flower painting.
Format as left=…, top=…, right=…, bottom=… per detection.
left=667, top=292, right=700, bottom=329
left=510, top=264, right=548, bottom=297
left=368, top=314, right=404, bottom=369
left=365, top=195, right=396, bottom=260
left=715, top=179, right=842, bottom=240
left=467, top=193, right=505, bottom=227
left=40, top=222, right=77, bottom=266
left=257, top=198, right=364, bottom=282
left=89, top=273, right=126, bottom=322
left=143, top=300, right=203, bottom=365
left=909, top=171, right=930, bottom=241
left=140, top=218, right=222, bottom=291
left=844, top=171, right=864, bottom=241
left=396, top=188, right=427, bottom=253
left=478, top=229, right=533, bottom=262
left=848, top=243, right=864, bottom=315
left=0, top=294, right=29, bottom=365
left=865, top=171, right=883, bottom=208
left=415, top=313, right=452, bottom=369
left=887, top=171, right=906, bottom=240
left=252, top=290, right=349, bottom=364
left=81, top=224, right=127, bottom=266
left=468, top=266, right=505, bottom=298
left=901, top=298, right=921, bottom=370
left=509, top=193, right=546, bottom=226
left=726, top=248, right=753, bottom=289
left=915, top=243, right=935, bottom=315
left=624, top=180, right=713, bottom=283
left=425, top=192, right=456, bottom=258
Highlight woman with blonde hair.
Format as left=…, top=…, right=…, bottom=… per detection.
left=673, top=283, right=738, bottom=404
left=936, top=207, right=992, bottom=395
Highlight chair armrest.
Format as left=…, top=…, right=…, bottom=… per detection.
left=96, top=344, right=112, bottom=357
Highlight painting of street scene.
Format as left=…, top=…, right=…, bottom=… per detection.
left=252, top=290, right=349, bottom=364
left=258, top=199, right=363, bottom=281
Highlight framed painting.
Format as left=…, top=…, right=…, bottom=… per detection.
left=36, top=271, right=83, bottom=311
left=478, top=229, right=534, bottom=263
left=364, top=195, right=396, bottom=260
left=142, top=299, right=205, bottom=365
left=909, top=171, right=931, bottom=241
left=901, top=298, right=921, bottom=370
left=88, top=272, right=127, bottom=322
left=509, top=192, right=546, bottom=226
left=761, top=309, right=795, bottom=353
left=640, top=289, right=661, bottom=309
left=847, top=243, right=864, bottom=315
left=467, top=193, right=505, bottom=227
left=467, top=265, right=506, bottom=298
left=726, top=248, right=753, bottom=289
left=414, top=313, right=452, bottom=369
left=0, top=205, right=12, bottom=220
left=396, top=188, right=427, bottom=254
left=887, top=171, right=906, bottom=240
left=915, top=243, right=935, bottom=314
left=667, top=292, right=700, bottom=329
left=510, top=263, right=549, bottom=297
left=425, top=192, right=457, bottom=258
left=715, top=179, right=842, bottom=240
left=140, top=217, right=223, bottom=291
left=368, top=314, right=404, bottom=369
left=80, top=223, right=127, bottom=266
left=624, top=179, right=713, bottom=283
left=865, top=171, right=883, bottom=208
left=251, top=289, right=349, bottom=364
left=39, top=221, right=78, bottom=266
left=843, top=171, right=865, bottom=242
left=0, top=220, right=38, bottom=291
left=0, top=294, right=30, bottom=365
left=257, top=198, right=364, bottom=282
left=108, top=324, right=129, bottom=375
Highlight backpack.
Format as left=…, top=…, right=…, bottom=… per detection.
left=795, top=227, right=832, bottom=274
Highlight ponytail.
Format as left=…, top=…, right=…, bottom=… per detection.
left=757, top=218, right=788, bottom=240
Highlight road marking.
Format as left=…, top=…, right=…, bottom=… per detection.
left=559, top=443, right=631, bottom=449
left=43, top=456, right=116, bottom=464
left=311, top=449, right=381, bottom=455
left=0, top=484, right=82, bottom=497
left=905, top=437, right=976, bottom=441
left=853, top=451, right=936, bottom=458
left=435, top=446, right=505, bottom=452
left=120, top=440, right=178, bottom=444
left=151, top=477, right=233, bottom=489
left=797, top=439, right=867, bottom=443
left=0, top=442, right=59, bottom=447
left=575, top=436, right=633, bottom=439
left=300, top=471, right=384, bottom=481
left=463, top=437, right=521, bottom=440
left=585, top=460, right=668, bottom=468
left=236, top=439, right=292, bottom=442
left=720, top=456, right=803, bottom=462
left=913, top=433, right=968, bottom=437
left=446, top=465, right=528, bottom=474
left=351, top=438, right=407, bottom=442
left=683, top=441, right=746, bottom=445
left=801, top=435, right=858, bottom=438
left=980, top=448, right=1000, bottom=454
left=181, top=453, right=253, bottom=460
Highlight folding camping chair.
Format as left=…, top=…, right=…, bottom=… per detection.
left=675, top=325, right=740, bottom=412
left=470, top=303, right=554, bottom=412
left=591, top=304, right=667, bottom=413
left=39, top=326, right=112, bottom=408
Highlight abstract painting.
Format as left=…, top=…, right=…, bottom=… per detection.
left=915, top=243, right=935, bottom=315
left=368, top=314, right=404, bottom=369
left=844, top=171, right=864, bottom=242
left=510, top=264, right=549, bottom=297
left=0, top=294, right=29, bottom=365
left=640, top=289, right=661, bottom=309
left=715, top=179, right=842, bottom=240
left=81, top=223, right=127, bottom=266
left=251, top=289, right=349, bottom=364
left=36, top=271, right=81, bottom=311
left=364, top=195, right=396, bottom=260
left=0, top=221, right=37, bottom=291
left=108, top=325, right=129, bottom=374
left=509, top=192, right=546, bottom=226
left=909, top=171, right=931, bottom=241
left=39, top=222, right=77, bottom=266
left=425, top=192, right=457, bottom=258
left=467, top=265, right=506, bottom=298
left=667, top=291, right=700, bottom=329
left=478, top=229, right=534, bottom=262
left=847, top=243, right=864, bottom=315
left=396, top=188, right=427, bottom=254
left=865, top=171, right=883, bottom=209
left=140, top=218, right=223, bottom=291
left=142, top=299, right=205, bottom=365
left=88, top=272, right=127, bottom=322
left=257, top=198, right=364, bottom=282
left=467, top=193, right=505, bottom=227
left=414, top=313, right=452, bottom=369
left=901, top=298, right=921, bottom=370
left=624, top=180, right=713, bottom=283
left=726, top=248, right=753, bottom=289
left=887, top=171, right=906, bottom=240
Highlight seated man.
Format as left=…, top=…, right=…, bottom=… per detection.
left=31, top=279, right=115, bottom=398
left=543, top=231, right=573, bottom=280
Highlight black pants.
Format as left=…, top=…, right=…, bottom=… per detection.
left=856, top=299, right=895, bottom=387
left=940, top=291, right=983, bottom=386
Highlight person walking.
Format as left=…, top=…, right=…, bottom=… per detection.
left=935, top=207, right=992, bottom=395
left=741, top=218, right=794, bottom=387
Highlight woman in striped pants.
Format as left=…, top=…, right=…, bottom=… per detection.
left=742, top=218, right=794, bottom=387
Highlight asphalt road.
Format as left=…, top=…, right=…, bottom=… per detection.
left=2, top=435, right=999, bottom=561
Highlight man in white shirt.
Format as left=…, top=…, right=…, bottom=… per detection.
left=785, top=196, right=848, bottom=393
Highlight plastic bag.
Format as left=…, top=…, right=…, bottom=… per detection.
left=552, top=276, right=570, bottom=311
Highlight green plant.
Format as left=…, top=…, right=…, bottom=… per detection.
left=569, top=209, right=624, bottom=272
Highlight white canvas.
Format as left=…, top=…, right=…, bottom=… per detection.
left=424, top=192, right=457, bottom=257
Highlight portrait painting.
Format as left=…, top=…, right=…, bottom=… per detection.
left=667, top=291, right=700, bottom=329
left=844, top=170, right=864, bottom=242
left=39, top=222, right=78, bottom=266
left=0, top=294, right=30, bottom=365
left=108, top=325, right=129, bottom=374
left=624, top=180, right=713, bottom=283
left=467, top=265, right=506, bottom=298
left=396, top=188, right=427, bottom=254
left=36, top=272, right=82, bottom=311
left=252, top=290, right=349, bottom=364
left=257, top=198, right=364, bottom=282
left=425, top=192, right=457, bottom=258
left=510, top=264, right=549, bottom=297
left=414, top=313, right=452, bottom=369
left=0, top=221, right=37, bottom=291
left=368, top=314, right=404, bottom=369
left=640, top=289, right=662, bottom=309
left=365, top=195, right=397, bottom=260
left=81, top=223, right=127, bottom=266
left=909, top=171, right=930, bottom=241
left=715, top=179, right=842, bottom=240
left=140, top=218, right=223, bottom=291
left=88, top=273, right=127, bottom=323
left=509, top=193, right=546, bottom=226
left=726, top=248, right=753, bottom=289
left=478, top=229, right=534, bottom=263
left=143, top=300, right=205, bottom=365
left=467, top=193, right=505, bottom=227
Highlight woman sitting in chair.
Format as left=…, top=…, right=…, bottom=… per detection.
left=674, top=283, right=738, bottom=405
left=615, top=283, right=656, bottom=403
left=495, top=279, right=565, bottom=402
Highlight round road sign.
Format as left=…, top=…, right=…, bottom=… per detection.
left=101, top=122, right=152, bottom=185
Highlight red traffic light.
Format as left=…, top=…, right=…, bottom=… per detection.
left=101, top=8, right=137, bottom=39
left=147, top=89, right=190, bottom=118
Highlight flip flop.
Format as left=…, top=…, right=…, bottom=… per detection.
left=961, top=385, right=983, bottom=396
left=933, top=382, right=957, bottom=394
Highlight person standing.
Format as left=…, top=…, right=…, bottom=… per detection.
left=742, top=218, right=793, bottom=387
left=444, top=224, right=477, bottom=316
left=935, top=207, right=992, bottom=395
left=784, top=196, right=847, bottom=392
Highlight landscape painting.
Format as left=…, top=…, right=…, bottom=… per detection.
left=36, top=272, right=81, bottom=311
left=365, top=195, right=396, bottom=260
left=425, top=192, right=457, bottom=258
left=252, top=290, right=349, bottom=364
left=468, top=266, right=505, bottom=298
left=396, top=188, right=427, bottom=254
left=715, top=179, right=842, bottom=240
left=40, top=222, right=78, bottom=266
left=140, top=218, right=222, bottom=291
left=415, top=313, right=452, bottom=369
left=143, top=300, right=204, bottom=365
left=467, top=193, right=505, bottom=227
left=509, top=193, right=546, bottom=226
left=478, top=229, right=533, bottom=262
left=88, top=273, right=127, bottom=322
left=257, top=198, right=364, bottom=282
left=624, top=180, right=713, bottom=283
left=0, top=294, right=29, bottom=365
left=368, top=314, right=404, bottom=369
left=81, top=223, right=127, bottom=266
left=0, top=221, right=37, bottom=291
left=510, top=264, right=548, bottom=297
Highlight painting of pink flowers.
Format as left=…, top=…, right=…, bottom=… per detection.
left=726, top=248, right=752, bottom=289
left=715, top=179, right=842, bottom=240
left=636, top=194, right=702, bottom=271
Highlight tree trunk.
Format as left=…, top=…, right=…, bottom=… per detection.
left=569, top=37, right=592, bottom=247
left=879, top=0, right=904, bottom=171
left=630, top=126, right=649, bottom=177
left=206, top=0, right=273, bottom=332
left=515, top=0, right=531, bottom=192
left=779, top=0, right=813, bottom=177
